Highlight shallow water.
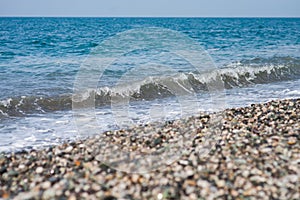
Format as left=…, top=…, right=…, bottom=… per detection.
left=0, top=18, right=299, bottom=152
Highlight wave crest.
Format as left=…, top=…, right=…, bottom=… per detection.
left=1, top=57, right=299, bottom=118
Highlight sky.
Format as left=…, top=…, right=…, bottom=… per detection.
left=0, top=0, right=299, bottom=17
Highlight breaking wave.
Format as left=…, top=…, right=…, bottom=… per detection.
left=1, top=56, right=299, bottom=118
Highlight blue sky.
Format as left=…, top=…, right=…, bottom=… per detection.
left=0, top=0, right=299, bottom=17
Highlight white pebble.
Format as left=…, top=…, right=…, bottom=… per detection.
left=65, top=146, right=73, bottom=153
left=157, top=193, right=163, bottom=200
left=36, top=167, right=44, bottom=174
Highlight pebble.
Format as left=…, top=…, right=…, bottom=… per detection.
left=54, top=148, right=62, bottom=155
left=41, top=181, right=51, bottom=189
left=231, top=189, right=239, bottom=197
left=157, top=193, right=163, bottom=200
left=68, top=195, right=77, bottom=200
left=8, top=170, right=18, bottom=177
left=178, top=160, right=189, bottom=165
left=216, top=180, right=226, bottom=188
left=250, top=176, right=266, bottom=183
left=65, top=146, right=73, bottom=153
left=43, top=188, right=56, bottom=199
left=18, top=164, right=26, bottom=169
left=242, top=170, right=250, bottom=177
left=287, top=137, right=297, bottom=145
left=35, top=167, right=44, bottom=174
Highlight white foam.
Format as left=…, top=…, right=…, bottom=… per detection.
left=0, top=98, right=12, bottom=107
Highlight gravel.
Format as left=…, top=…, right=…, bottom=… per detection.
left=0, top=98, right=299, bottom=199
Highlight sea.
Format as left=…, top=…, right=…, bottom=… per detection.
left=0, top=17, right=299, bottom=152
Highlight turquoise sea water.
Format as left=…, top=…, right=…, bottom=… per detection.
left=0, top=18, right=299, bottom=151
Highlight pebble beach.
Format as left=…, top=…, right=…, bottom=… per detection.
left=0, top=98, right=299, bottom=200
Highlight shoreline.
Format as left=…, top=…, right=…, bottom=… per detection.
left=1, top=98, right=299, bottom=199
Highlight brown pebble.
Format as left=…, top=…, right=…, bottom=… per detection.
left=185, top=180, right=196, bottom=186
left=288, top=137, right=297, bottom=145
left=243, top=187, right=256, bottom=196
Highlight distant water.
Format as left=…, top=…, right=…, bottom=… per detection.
left=0, top=17, right=299, bottom=152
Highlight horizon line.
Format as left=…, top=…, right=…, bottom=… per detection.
left=0, top=15, right=300, bottom=18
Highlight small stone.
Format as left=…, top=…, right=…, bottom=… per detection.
left=159, top=177, right=169, bottom=185
left=157, top=193, right=163, bottom=200
left=41, top=181, right=51, bottom=189
left=14, top=191, right=39, bottom=200
left=65, top=146, right=73, bottom=153
left=185, top=185, right=195, bottom=195
left=0, top=167, right=7, bottom=174
left=231, top=190, right=239, bottom=197
left=36, top=167, right=44, bottom=174
left=250, top=175, right=266, bottom=183
left=49, top=177, right=59, bottom=183
left=197, top=180, right=210, bottom=188
left=74, top=160, right=81, bottom=167
left=289, top=101, right=295, bottom=107
left=103, top=196, right=117, bottom=200
left=287, top=137, right=297, bottom=145
left=260, top=147, right=272, bottom=153
left=68, top=195, right=76, bottom=200
left=189, top=193, right=197, bottom=200
left=60, top=167, right=66, bottom=174
left=257, top=111, right=262, bottom=117
left=65, top=190, right=70, bottom=197
left=92, top=183, right=101, bottom=191
left=178, top=160, right=189, bottom=165
left=243, top=187, right=256, bottom=196
left=2, top=192, right=10, bottom=199
left=242, top=170, right=250, bottom=177
left=96, top=191, right=104, bottom=198
left=153, top=138, right=162, bottom=146
left=18, top=164, right=26, bottom=169
left=216, top=180, right=226, bottom=188
left=185, top=180, right=196, bottom=186
left=54, top=148, right=62, bottom=155
left=83, top=185, right=90, bottom=191
left=8, top=170, right=18, bottom=177
left=250, top=168, right=262, bottom=175
left=54, top=189, right=62, bottom=197
left=43, top=188, right=56, bottom=199
left=275, top=146, right=284, bottom=153
left=234, top=177, right=246, bottom=187
left=186, top=169, right=194, bottom=177
left=131, top=174, right=139, bottom=183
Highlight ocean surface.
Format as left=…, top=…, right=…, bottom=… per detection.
left=0, top=17, right=299, bottom=152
